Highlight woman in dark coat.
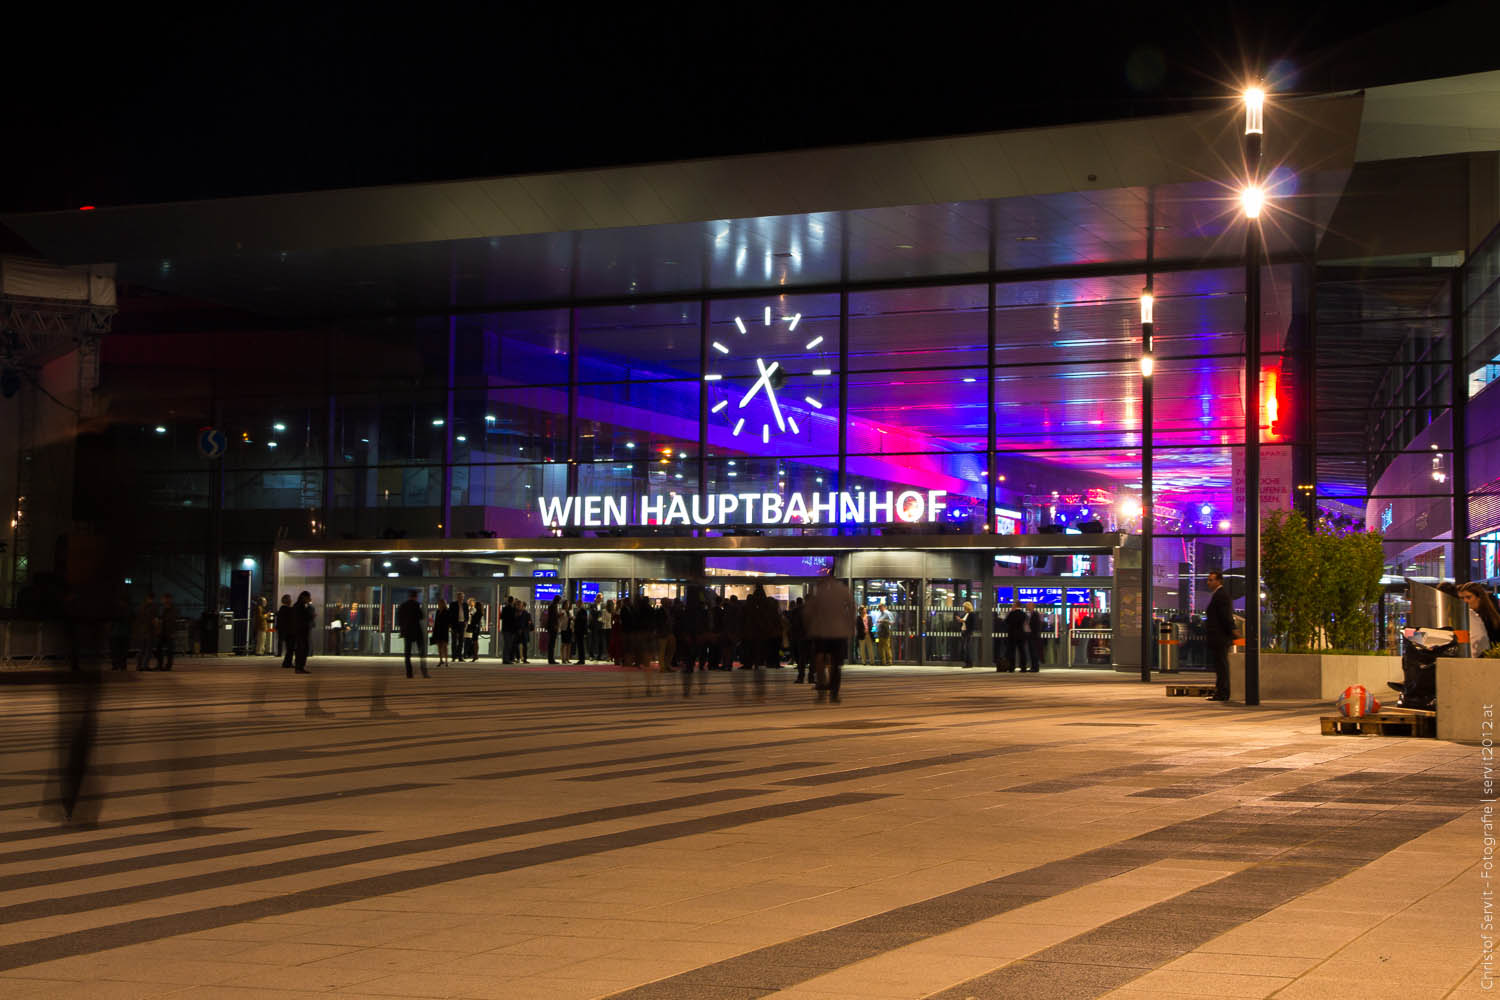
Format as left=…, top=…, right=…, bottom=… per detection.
left=430, top=598, right=451, bottom=666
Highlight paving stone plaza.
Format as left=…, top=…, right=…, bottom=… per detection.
left=0, top=661, right=1484, bottom=999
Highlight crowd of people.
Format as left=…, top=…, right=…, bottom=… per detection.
left=154, top=585, right=1065, bottom=684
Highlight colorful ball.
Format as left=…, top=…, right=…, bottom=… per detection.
left=1336, top=685, right=1380, bottom=717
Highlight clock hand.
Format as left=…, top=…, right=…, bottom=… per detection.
left=759, top=362, right=787, bottom=433
left=738, top=359, right=780, bottom=409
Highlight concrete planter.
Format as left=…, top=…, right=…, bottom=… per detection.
left=1436, top=660, right=1500, bottom=742
left=1229, top=651, right=1402, bottom=703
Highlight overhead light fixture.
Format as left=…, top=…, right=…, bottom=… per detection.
left=1139, top=354, right=1155, bottom=378
left=1240, top=185, right=1265, bottom=219
left=1243, top=85, right=1265, bottom=135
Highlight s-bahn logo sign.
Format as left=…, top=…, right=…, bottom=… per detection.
left=538, top=490, right=949, bottom=528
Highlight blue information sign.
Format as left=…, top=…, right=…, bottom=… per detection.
left=197, top=426, right=227, bottom=459
left=533, top=568, right=561, bottom=602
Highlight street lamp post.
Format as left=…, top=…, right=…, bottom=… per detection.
left=1242, top=85, right=1265, bottom=706
left=1139, top=286, right=1154, bottom=683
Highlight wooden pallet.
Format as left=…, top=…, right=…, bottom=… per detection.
left=1165, top=684, right=1215, bottom=697
left=1321, top=710, right=1436, bottom=738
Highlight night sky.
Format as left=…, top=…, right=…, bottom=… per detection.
left=5, top=1, right=1496, bottom=214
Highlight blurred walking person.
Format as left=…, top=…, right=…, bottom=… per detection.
left=134, top=593, right=157, bottom=671
left=805, top=573, right=857, bottom=704
left=396, top=590, right=429, bottom=678
left=154, top=594, right=177, bottom=671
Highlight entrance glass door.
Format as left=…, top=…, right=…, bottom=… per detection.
left=854, top=578, right=919, bottom=663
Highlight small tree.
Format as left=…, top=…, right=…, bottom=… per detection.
left=1319, top=528, right=1386, bottom=651
left=1261, top=510, right=1319, bottom=650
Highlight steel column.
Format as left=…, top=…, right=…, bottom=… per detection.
left=1140, top=302, right=1154, bottom=683
left=1244, top=124, right=1263, bottom=706
left=1453, top=269, right=1470, bottom=584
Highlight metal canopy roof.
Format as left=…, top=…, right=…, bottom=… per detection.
left=0, top=94, right=1362, bottom=318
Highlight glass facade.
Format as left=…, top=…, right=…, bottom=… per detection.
left=100, top=234, right=1500, bottom=663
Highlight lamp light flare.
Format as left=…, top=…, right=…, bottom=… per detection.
left=1241, top=185, right=1265, bottom=219
left=788, top=417, right=799, bottom=435
left=1139, top=354, right=1155, bottom=378
left=787, top=313, right=802, bottom=331
left=732, top=417, right=745, bottom=436
left=762, top=424, right=770, bottom=444
left=704, top=373, right=722, bottom=381
left=812, top=368, right=831, bottom=376
left=712, top=341, right=729, bottom=354
left=1243, top=86, right=1265, bottom=135
left=1139, top=290, right=1153, bottom=325
left=734, top=316, right=747, bottom=334
left=805, top=336, right=824, bottom=350
left=804, top=396, right=823, bottom=409
left=763, top=306, right=771, bottom=326
left=711, top=400, right=728, bottom=413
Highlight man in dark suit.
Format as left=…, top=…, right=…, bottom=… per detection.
left=499, top=598, right=516, bottom=663
left=1204, top=570, right=1236, bottom=701
left=451, top=592, right=468, bottom=661
left=1026, top=605, right=1046, bottom=673
left=292, top=591, right=316, bottom=674
left=1002, top=605, right=1028, bottom=672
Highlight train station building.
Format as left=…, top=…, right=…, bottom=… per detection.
left=2, top=69, right=1498, bottom=665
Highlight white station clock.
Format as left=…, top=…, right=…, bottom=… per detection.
left=703, top=306, right=831, bottom=444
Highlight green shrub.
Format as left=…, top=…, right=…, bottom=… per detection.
left=1259, top=511, right=1385, bottom=653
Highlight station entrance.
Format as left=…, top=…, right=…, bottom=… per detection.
left=277, top=533, right=1130, bottom=668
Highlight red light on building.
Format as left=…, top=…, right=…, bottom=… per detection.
left=1263, top=367, right=1284, bottom=440
left=78, top=205, right=96, bottom=211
